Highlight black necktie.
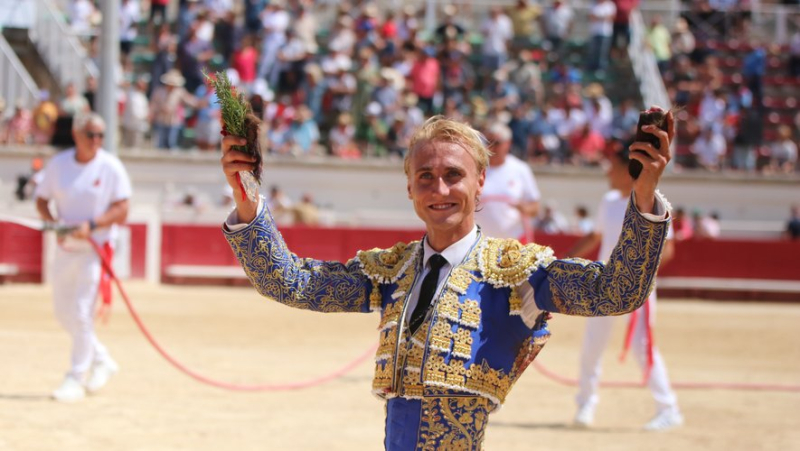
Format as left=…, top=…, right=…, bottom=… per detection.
left=409, top=254, right=447, bottom=334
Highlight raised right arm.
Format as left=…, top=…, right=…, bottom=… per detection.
left=223, top=200, right=373, bottom=313
left=220, top=135, right=372, bottom=313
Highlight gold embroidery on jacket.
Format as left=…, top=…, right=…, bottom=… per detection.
left=478, top=237, right=554, bottom=288
left=419, top=396, right=490, bottom=451
left=546, top=201, right=668, bottom=316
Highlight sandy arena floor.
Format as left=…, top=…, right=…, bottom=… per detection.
left=1, top=282, right=799, bottom=451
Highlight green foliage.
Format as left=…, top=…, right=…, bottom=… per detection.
left=203, top=69, right=250, bottom=137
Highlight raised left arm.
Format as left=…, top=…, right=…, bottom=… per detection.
left=530, top=193, right=670, bottom=317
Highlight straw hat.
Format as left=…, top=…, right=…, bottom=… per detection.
left=583, top=82, right=605, bottom=99
left=380, top=67, right=405, bottom=90
left=305, top=63, right=324, bottom=83
left=363, top=3, right=379, bottom=18
left=160, top=69, right=185, bottom=87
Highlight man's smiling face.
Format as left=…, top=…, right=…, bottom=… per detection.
left=407, top=140, right=485, bottom=250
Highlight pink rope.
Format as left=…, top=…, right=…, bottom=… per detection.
left=89, top=239, right=377, bottom=391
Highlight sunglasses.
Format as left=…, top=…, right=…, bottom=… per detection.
left=85, top=131, right=105, bottom=139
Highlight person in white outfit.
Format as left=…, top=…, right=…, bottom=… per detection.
left=35, top=112, right=132, bottom=402
left=567, top=146, right=682, bottom=431
left=475, top=121, right=541, bottom=241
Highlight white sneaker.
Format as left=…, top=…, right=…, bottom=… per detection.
left=85, top=359, right=119, bottom=393
left=52, top=376, right=86, bottom=402
left=573, top=404, right=595, bottom=428
left=644, top=409, right=684, bottom=431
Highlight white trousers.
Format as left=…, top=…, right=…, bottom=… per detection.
left=52, top=246, right=112, bottom=380
left=576, top=294, right=679, bottom=414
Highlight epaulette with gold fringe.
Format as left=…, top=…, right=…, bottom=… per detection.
left=478, top=237, right=555, bottom=288
left=354, top=241, right=420, bottom=285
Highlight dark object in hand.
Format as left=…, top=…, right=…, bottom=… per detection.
left=629, top=107, right=668, bottom=179
left=241, top=112, right=263, bottom=182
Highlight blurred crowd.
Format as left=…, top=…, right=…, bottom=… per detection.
left=0, top=0, right=798, bottom=175
left=651, top=0, right=800, bottom=174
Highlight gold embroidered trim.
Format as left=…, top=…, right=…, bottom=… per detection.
left=447, top=267, right=475, bottom=295
left=429, top=319, right=452, bottom=353
left=378, top=301, right=404, bottom=330
left=369, top=280, right=382, bottom=311
left=460, top=299, right=481, bottom=329
left=452, top=328, right=473, bottom=359
left=438, top=291, right=461, bottom=323
left=509, top=333, right=551, bottom=382
left=545, top=198, right=669, bottom=316
left=478, top=237, right=554, bottom=288
left=419, top=397, right=490, bottom=451
left=355, top=241, right=420, bottom=284
left=424, top=355, right=507, bottom=409
left=509, top=287, right=522, bottom=316
left=376, top=326, right=398, bottom=361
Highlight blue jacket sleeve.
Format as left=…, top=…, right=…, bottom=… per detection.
left=223, top=204, right=372, bottom=313
left=530, top=198, right=669, bottom=316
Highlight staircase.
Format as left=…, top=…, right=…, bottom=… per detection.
left=0, top=32, right=38, bottom=111
left=2, top=27, right=60, bottom=98
left=1, top=0, right=97, bottom=102
left=27, top=0, right=97, bottom=93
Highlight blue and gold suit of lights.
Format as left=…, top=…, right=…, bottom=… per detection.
left=224, top=196, right=669, bottom=450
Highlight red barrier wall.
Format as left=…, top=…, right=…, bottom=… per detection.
left=0, top=222, right=147, bottom=282
left=3, top=222, right=799, bottom=289
left=160, top=224, right=426, bottom=269
left=0, top=222, right=43, bottom=283
left=158, top=226, right=800, bottom=282
left=661, top=239, right=800, bottom=280
left=530, top=234, right=800, bottom=281
left=129, top=224, right=147, bottom=279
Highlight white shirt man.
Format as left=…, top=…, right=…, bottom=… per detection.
left=692, top=128, right=727, bottom=169
left=35, top=113, right=132, bottom=402
left=481, top=8, right=513, bottom=57
left=568, top=149, right=682, bottom=431
left=476, top=122, right=541, bottom=241
left=589, top=0, right=616, bottom=38
left=543, top=1, right=574, bottom=41
left=119, top=0, right=140, bottom=44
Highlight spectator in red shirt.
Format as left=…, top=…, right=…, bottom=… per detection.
left=612, top=0, right=639, bottom=51
left=381, top=11, right=398, bottom=40
left=408, top=46, right=440, bottom=115
left=569, top=123, right=606, bottom=166
left=232, top=35, right=258, bottom=96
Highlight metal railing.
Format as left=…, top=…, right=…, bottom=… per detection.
left=27, top=0, right=97, bottom=93
left=628, top=9, right=671, bottom=112
left=0, top=32, right=38, bottom=118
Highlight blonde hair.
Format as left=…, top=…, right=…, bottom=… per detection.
left=404, top=116, right=492, bottom=176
